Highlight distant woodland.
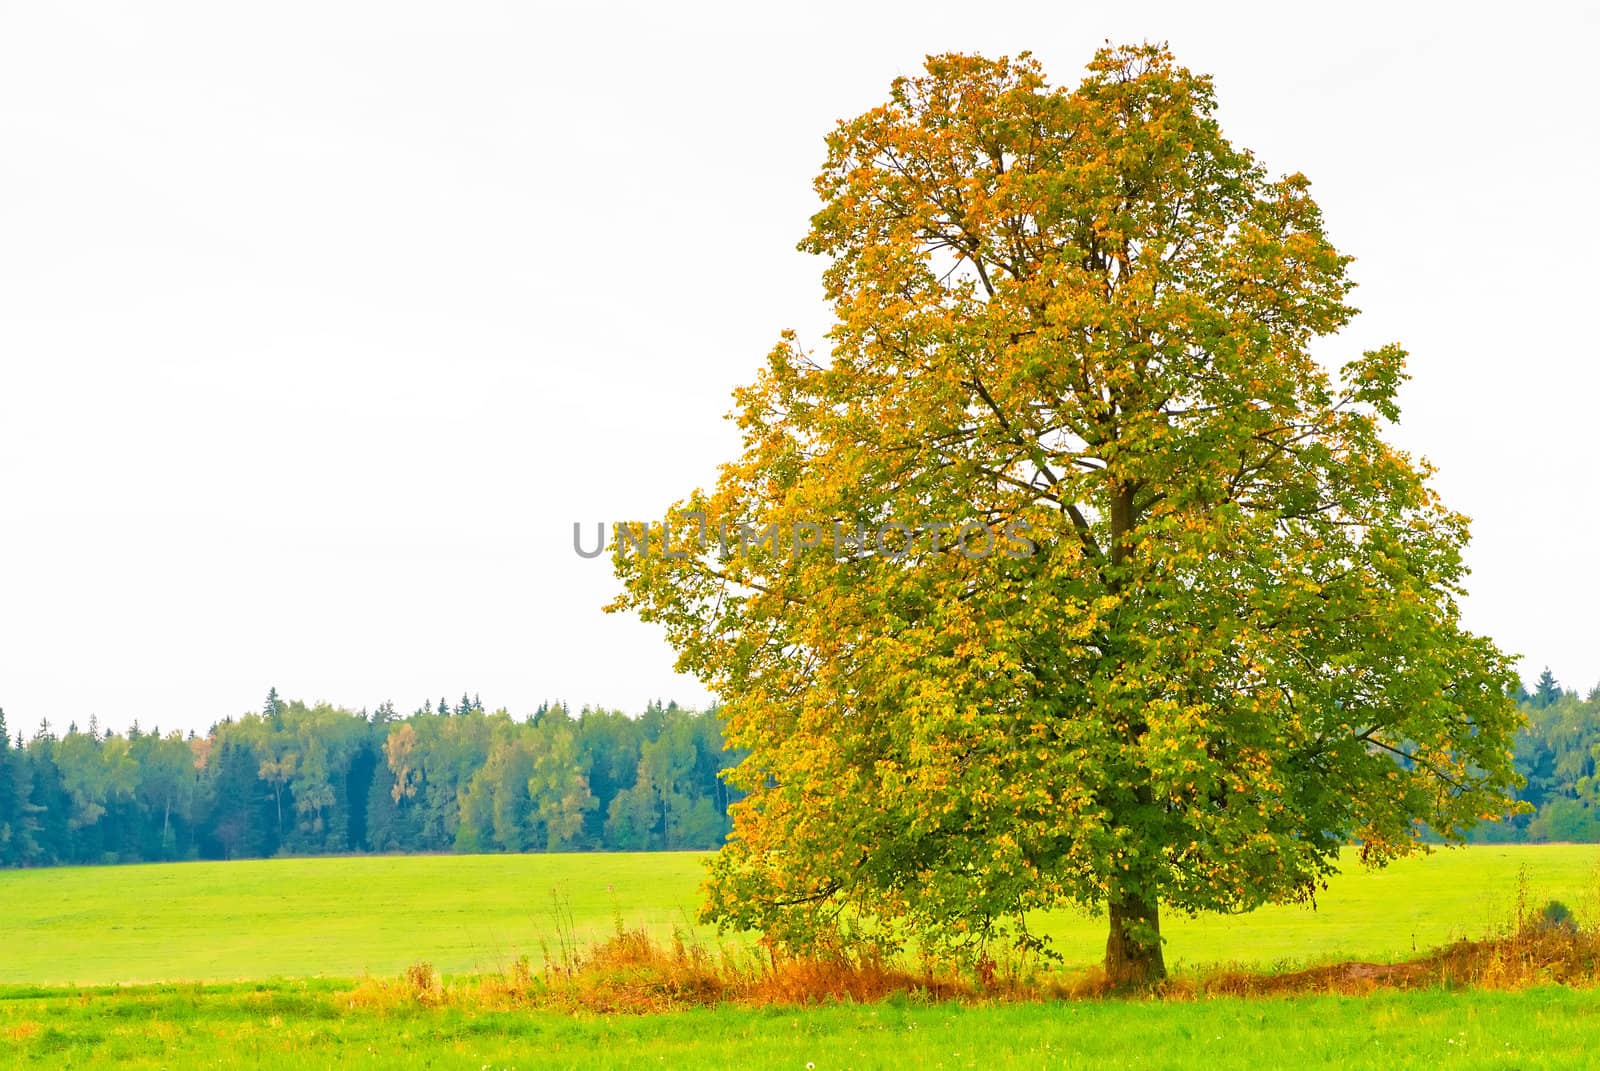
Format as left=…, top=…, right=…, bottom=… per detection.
left=2, top=671, right=1600, bottom=868
left=0, top=694, right=736, bottom=867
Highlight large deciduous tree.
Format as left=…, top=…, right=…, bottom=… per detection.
left=610, top=45, right=1522, bottom=985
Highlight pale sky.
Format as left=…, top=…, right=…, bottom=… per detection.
left=1, top=2, right=1595, bottom=735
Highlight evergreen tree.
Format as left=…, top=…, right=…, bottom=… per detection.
left=204, top=740, right=275, bottom=860
left=0, top=707, right=17, bottom=863
left=24, top=739, right=71, bottom=864
left=1533, top=667, right=1562, bottom=709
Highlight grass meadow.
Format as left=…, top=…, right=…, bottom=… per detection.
left=4, top=845, right=1600, bottom=1068
left=2, top=845, right=1596, bottom=985
left=5, top=984, right=1600, bottom=1069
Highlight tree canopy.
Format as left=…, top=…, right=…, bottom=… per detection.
left=611, top=44, right=1522, bottom=985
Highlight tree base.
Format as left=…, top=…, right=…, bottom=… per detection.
left=1105, top=894, right=1167, bottom=988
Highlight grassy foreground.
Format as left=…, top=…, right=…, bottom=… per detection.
left=5, top=846, right=1600, bottom=1069
left=2, top=981, right=1598, bottom=1069
left=1, top=845, right=1596, bottom=985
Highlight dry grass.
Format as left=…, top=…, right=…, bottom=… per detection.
left=345, top=923, right=1600, bottom=1013
left=342, top=869, right=1600, bottom=1014
left=344, top=922, right=982, bottom=1014
left=1190, top=927, right=1600, bottom=998
left=1191, top=872, right=1600, bottom=998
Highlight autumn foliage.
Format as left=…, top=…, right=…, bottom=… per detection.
left=611, top=43, right=1522, bottom=986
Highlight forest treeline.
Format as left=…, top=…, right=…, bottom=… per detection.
left=0, top=693, right=738, bottom=867
left=1466, top=669, right=1600, bottom=843
left=4, top=670, right=1600, bottom=868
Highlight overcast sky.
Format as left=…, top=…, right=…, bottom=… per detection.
left=1, top=2, right=1595, bottom=735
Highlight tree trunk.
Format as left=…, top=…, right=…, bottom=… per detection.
left=1105, top=892, right=1166, bottom=988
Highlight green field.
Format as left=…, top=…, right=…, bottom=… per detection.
left=2, top=845, right=1596, bottom=985
left=2, top=983, right=1599, bottom=1069
left=4, top=846, right=1600, bottom=1068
